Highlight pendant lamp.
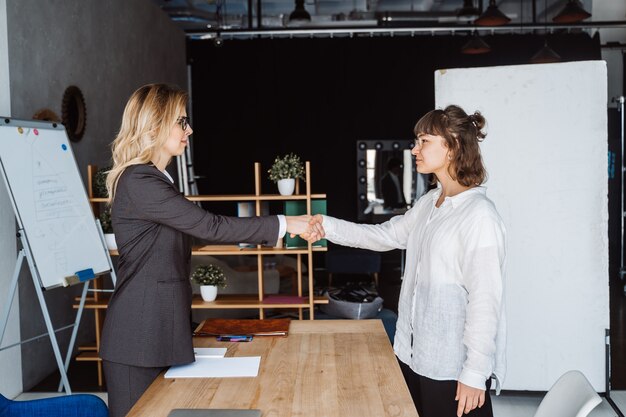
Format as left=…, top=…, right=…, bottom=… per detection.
left=458, top=0, right=480, bottom=17
left=289, top=0, right=311, bottom=23
left=553, top=0, right=591, bottom=23
left=461, top=33, right=491, bottom=55
left=530, top=40, right=561, bottom=64
left=474, top=0, right=511, bottom=26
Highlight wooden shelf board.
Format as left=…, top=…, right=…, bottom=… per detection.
left=92, top=194, right=326, bottom=204
left=78, top=345, right=97, bottom=351
left=186, top=194, right=326, bottom=202
left=75, top=351, right=101, bottom=362
left=73, top=294, right=111, bottom=309
left=109, top=245, right=327, bottom=256
left=75, top=294, right=328, bottom=310
left=191, top=294, right=328, bottom=309
left=192, top=245, right=327, bottom=255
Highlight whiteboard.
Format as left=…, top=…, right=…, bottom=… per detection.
left=0, top=118, right=111, bottom=289
left=435, top=61, right=609, bottom=391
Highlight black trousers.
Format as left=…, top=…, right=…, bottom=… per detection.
left=103, top=360, right=164, bottom=417
left=398, top=360, right=493, bottom=417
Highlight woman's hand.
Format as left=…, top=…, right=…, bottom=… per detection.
left=286, top=215, right=311, bottom=237
left=285, top=215, right=322, bottom=243
left=301, top=214, right=325, bottom=242
left=285, top=214, right=325, bottom=243
left=455, top=381, right=485, bottom=416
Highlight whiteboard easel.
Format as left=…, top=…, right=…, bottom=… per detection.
left=0, top=118, right=116, bottom=393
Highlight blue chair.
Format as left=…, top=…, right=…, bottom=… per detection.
left=0, top=392, right=108, bottom=417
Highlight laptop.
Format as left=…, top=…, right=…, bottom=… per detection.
left=167, top=410, right=262, bottom=417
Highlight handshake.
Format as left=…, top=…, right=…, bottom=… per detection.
left=286, top=214, right=325, bottom=244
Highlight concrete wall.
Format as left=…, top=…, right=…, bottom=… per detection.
left=3, top=0, right=186, bottom=390
left=0, top=0, right=21, bottom=400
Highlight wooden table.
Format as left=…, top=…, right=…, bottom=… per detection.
left=127, top=320, right=418, bottom=417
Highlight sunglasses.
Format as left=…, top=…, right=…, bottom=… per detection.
left=177, top=116, right=191, bottom=131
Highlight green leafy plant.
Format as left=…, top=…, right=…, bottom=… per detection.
left=267, top=153, right=305, bottom=183
left=93, top=166, right=111, bottom=198
left=191, top=264, right=227, bottom=288
left=99, top=207, right=113, bottom=234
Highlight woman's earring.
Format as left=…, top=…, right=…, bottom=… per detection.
left=448, top=154, right=453, bottom=161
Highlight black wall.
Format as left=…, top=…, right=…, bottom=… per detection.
left=188, top=32, right=601, bottom=221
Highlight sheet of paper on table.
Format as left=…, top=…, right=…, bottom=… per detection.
left=164, top=357, right=261, bottom=378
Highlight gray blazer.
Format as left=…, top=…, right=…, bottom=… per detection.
left=100, top=164, right=279, bottom=367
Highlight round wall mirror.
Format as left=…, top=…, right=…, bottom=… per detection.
left=32, top=108, right=61, bottom=122
left=61, top=86, right=87, bottom=142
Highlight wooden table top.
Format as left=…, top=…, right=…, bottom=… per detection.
left=127, top=320, right=418, bottom=417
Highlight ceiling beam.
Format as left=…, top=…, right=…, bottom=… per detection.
left=187, top=19, right=626, bottom=39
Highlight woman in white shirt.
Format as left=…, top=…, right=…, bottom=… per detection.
left=312, top=105, right=506, bottom=417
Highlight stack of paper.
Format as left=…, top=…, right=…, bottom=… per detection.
left=193, top=348, right=227, bottom=358
left=165, top=357, right=261, bottom=379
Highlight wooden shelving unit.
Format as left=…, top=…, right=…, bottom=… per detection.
left=108, top=245, right=328, bottom=256
left=74, top=165, right=107, bottom=384
left=75, top=162, right=327, bottom=379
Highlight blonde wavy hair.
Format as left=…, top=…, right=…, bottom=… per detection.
left=106, top=84, right=188, bottom=201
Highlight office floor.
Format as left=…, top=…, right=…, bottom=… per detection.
left=24, top=250, right=626, bottom=416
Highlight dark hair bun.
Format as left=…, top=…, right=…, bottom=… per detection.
left=469, top=111, right=486, bottom=140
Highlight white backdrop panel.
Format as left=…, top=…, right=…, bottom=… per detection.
left=435, top=61, right=608, bottom=391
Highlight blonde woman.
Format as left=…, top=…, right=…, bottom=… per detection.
left=311, top=105, right=506, bottom=417
left=100, top=84, right=318, bottom=417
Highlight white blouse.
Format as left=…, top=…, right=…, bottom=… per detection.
left=322, top=186, right=506, bottom=393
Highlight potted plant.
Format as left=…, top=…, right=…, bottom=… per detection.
left=191, top=264, right=227, bottom=302
left=267, top=153, right=305, bottom=196
left=99, top=207, right=117, bottom=250
left=92, top=166, right=110, bottom=198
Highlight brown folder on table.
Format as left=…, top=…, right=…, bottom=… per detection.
left=193, top=318, right=291, bottom=337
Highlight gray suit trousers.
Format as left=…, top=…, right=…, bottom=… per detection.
left=103, top=360, right=164, bottom=417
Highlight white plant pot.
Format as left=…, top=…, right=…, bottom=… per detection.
left=277, top=178, right=295, bottom=196
left=200, top=285, right=218, bottom=302
left=104, top=233, right=117, bottom=250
